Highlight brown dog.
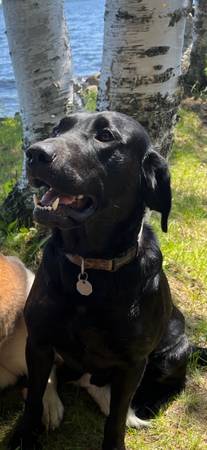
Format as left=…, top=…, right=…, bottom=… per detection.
left=0, top=253, right=64, bottom=430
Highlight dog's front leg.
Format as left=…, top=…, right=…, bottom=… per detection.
left=9, top=336, right=54, bottom=450
left=102, top=359, right=147, bottom=450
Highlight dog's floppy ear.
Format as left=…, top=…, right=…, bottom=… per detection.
left=141, top=148, right=171, bottom=232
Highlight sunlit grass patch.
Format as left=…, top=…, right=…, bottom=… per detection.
left=83, top=86, right=97, bottom=112
left=126, top=371, right=207, bottom=449
left=0, top=116, right=23, bottom=202
left=130, top=107, right=207, bottom=450
left=152, top=109, right=207, bottom=315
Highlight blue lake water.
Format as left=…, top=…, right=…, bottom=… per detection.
left=0, top=0, right=105, bottom=117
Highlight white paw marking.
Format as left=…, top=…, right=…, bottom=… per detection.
left=78, top=374, right=151, bottom=429
left=76, top=373, right=91, bottom=388
left=42, top=385, right=64, bottom=431
left=126, top=407, right=151, bottom=429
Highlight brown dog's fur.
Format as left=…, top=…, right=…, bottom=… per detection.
left=0, top=254, right=64, bottom=430
left=0, top=254, right=33, bottom=387
left=0, top=254, right=32, bottom=334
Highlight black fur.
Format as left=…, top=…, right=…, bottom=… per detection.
left=9, top=112, right=205, bottom=450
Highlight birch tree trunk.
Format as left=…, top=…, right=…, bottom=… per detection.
left=1, top=0, right=73, bottom=223
left=97, top=0, right=189, bottom=156
left=183, top=1, right=193, bottom=53
left=185, top=0, right=207, bottom=91
left=181, top=4, right=193, bottom=75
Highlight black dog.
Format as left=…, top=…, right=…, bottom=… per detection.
left=9, top=112, right=206, bottom=450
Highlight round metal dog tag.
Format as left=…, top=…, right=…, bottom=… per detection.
left=76, top=273, right=93, bottom=296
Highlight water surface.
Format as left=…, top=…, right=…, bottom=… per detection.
left=0, top=0, right=105, bottom=116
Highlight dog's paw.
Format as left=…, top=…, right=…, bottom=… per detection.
left=76, top=372, right=91, bottom=388
left=42, top=386, right=64, bottom=430
left=126, top=407, right=151, bottom=429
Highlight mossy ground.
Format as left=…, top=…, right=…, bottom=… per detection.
left=0, top=104, right=206, bottom=449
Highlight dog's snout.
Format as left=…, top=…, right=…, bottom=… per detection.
left=26, top=143, right=56, bottom=167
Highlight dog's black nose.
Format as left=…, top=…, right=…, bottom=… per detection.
left=26, top=143, right=55, bottom=166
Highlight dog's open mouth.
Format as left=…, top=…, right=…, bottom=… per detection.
left=33, top=187, right=96, bottom=223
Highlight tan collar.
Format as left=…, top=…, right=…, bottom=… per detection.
left=66, top=243, right=139, bottom=272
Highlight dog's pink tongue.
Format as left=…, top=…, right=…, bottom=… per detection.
left=41, top=189, right=57, bottom=206
left=41, top=189, right=76, bottom=207
left=59, top=195, right=76, bottom=205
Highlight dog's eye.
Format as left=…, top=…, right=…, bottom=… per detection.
left=95, top=128, right=114, bottom=142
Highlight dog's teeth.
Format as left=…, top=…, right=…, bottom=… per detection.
left=52, top=197, right=60, bottom=211
left=33, top=194, right=38, bottom=207
left=42, top=206, right=52, bottom=211
left=77, top=195, right=84, bottom=199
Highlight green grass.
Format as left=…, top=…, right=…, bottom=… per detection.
left=0, top=106, right=207, bottom=449
left=0, top=116, right=23, bottom=202
left=152, top=109, right=207, bottom=334
left=83, top=87, right=97, bottom=112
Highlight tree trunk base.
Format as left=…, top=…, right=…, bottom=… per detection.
left=0, top=183, right=35, bottom=227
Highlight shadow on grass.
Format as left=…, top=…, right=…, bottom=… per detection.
left=181, top=99, right=207, bottom=129
left=1, top=350, right=207, bottom=450
left=185, top=313, right=207, bottom=344
left=0, top=387, right=23, bottom=450
left=0, top=385, right=104, bottom=450
left=184, top=389, right=207, bottom=427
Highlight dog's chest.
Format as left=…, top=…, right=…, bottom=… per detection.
left=46, top=258, right=163, bottom=370
left=53, top=297, right=139, bottom=371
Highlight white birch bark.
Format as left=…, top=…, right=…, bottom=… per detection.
left=186, top=0, right=207, bottom=90
left=1, top=0, right=73, bottom=220
left=98, top=0, right=189, bottom=156
left=2, top=0, right=73, bottom=149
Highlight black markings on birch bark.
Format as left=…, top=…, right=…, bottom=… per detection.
left=2, top=0, right=73, bottom=147
left=144, top=47, right=170, bottom=57
left=98, top=0, right=188, bottom=157
left=168, top=7, right=190, bottom=27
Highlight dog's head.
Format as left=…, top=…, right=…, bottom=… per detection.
left=26, top=111, right=171, bottom=232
